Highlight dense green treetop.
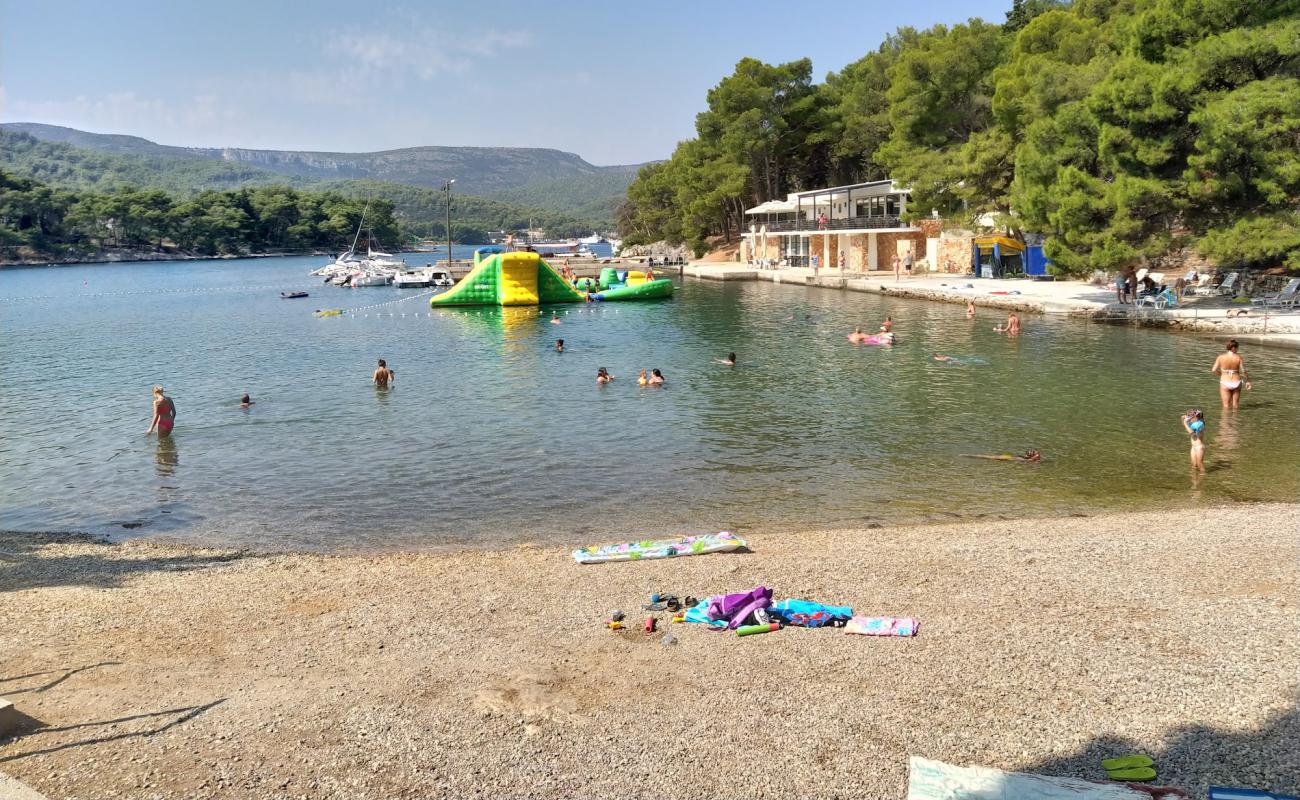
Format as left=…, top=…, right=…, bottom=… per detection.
left=619, top=0, right=1299, bottom=273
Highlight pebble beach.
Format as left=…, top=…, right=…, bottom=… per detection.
left=1, top=504, right=1297, bottom=799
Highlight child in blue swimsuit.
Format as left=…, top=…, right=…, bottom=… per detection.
left=1182, top=409, right=1205, bottom=473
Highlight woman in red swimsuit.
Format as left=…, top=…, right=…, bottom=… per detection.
left=147, top=386, right=176, bottom=437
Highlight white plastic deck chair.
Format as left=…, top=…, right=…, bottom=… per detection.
left=1216, top=272, right=1240, bottom=296
left=1252, top=277, right=1300, bottom=307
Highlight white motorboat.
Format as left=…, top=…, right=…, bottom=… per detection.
left=578, top=233, right=603, bottom=245
left=429, top=267, right=454, bottom=287
left=350, top=272, right=392, bottom=287
left=392, top=270, right=432, bottom=288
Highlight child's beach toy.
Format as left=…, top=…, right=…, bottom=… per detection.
left=735, top=623, right=779, bottom=637
left=1107, top=767, right=1157, bottom=782
left=606, top=620, right=623, bottom=630
left=572, top=532, right=747, bottom=564
left=644, top=616, right=656, bottom=633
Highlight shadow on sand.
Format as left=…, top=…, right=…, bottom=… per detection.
left=1020, top=705, right=1298, bottom=797
left=0, top=531, right=256, bottom=593
left=0, top=699, right=226, bottom=762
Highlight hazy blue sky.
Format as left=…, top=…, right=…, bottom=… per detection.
left=3, top=0, right=1013, bottom=165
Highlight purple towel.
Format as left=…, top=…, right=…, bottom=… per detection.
left=706, top=586, right=772, bottom=630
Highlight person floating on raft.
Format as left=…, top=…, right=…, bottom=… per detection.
left=962, top=449, right=1041, bottom=462
left=849, top=327, right=896, bottom=345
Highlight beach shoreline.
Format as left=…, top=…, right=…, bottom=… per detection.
left=2, top=504, right=1296, bottom=799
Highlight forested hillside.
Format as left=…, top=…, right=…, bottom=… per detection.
left=0, top=131, right=608, bottom=243
left=619, top=0, right=1300, bottom=273
left=2, top=122, right=638, bottom=225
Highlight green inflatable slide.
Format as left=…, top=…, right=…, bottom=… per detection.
left=430, top=251, right=674, bottom=307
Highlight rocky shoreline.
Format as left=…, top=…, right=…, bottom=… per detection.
left=0, top=249, right=335, bottom=268
left=2, top=504, right=1295, bottom=799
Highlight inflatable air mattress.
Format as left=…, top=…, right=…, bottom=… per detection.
left=572, top=531, right=746, bottom=564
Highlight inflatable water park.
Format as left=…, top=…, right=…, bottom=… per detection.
left=430, top=250, right=673, bottom=307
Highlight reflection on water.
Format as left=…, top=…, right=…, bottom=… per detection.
left=1, top=254, right=1298, bottom=551
left=154, top=434, right=179, bottom=479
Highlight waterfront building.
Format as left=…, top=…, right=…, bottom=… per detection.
left=741, top=180, right=942, bottom=272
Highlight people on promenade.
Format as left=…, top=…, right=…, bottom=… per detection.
left=811, top=254, right=820, bottom=277
left=838, top=252, right=846, bottom=273
left=1114, top=271, right=1129, bottom=304
left=649, top=368, right=665, bottom=385
left=904, top=250, right=913, bottom=274
left=1182, top=409, right=1206, bottom=473
left=1211, top=340, right=1251, bottom=409
left=373, top=359, right=394, bottom=387
left=597, top=367, right=614, bottom=385
left=555, top=339, right=564, bottom=353
left=147, top=386, right=176, bottom=437
left=892, top=254, right=901, bottom=282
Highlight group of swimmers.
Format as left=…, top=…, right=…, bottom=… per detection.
left=146, top=320, right=1257, bottom=481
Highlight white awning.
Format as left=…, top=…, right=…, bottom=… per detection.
left=744, top=199, right=797, bottom=215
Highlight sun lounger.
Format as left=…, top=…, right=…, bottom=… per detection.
left=1251, top=277, right=1300, bottom=308
left=1137, top=286, right=1178, bottom=309
left=1189, top=271, right=1237, bottom=296
left=1215, top=272, right=1240, bottom=296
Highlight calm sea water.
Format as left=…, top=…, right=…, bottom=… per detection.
left=2, top=253, right=1297, bottom=551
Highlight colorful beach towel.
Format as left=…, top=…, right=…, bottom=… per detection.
left=845, top=616, right=919, bottom=637
left=770, top=599, right=853, bottom=628
left=908, top=757, right=1175, bottom=800
left=1210, top=789, right=1299, bottom=800
left=571, top=532, right=747, bottom=564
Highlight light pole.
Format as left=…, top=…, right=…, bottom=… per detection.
left=442, top=179, right=455, bottom=267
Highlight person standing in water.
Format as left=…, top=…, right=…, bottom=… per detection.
left=995, top=312, right=1020, bottom=335
left=147, top=386, right=176, bottom=437
left=555, top=338, right=564, bottom=353
left=1211, top=339, right=1251, bottom=409
left=373, top=359, right=394, bottom=387
left=1182, top=410, right=1206, bottom=473
left=967, top=301, right=976, bottom=319
left=596, top=367, right=614, bottom=385
left=880, top=316, right=893, bottom=333
left=648, top=368, right=665, bottom=385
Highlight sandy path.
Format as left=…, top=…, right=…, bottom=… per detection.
left=1, top=504, right=1296, bottom=799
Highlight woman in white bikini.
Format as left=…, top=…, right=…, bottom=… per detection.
left=1211, top=339, right=1251, bottom=409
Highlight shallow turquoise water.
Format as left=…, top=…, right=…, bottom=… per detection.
left=2, top=254, right=1297, bottom=551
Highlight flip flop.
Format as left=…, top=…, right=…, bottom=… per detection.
left=1107, top=767, right=1157, bottom=782
left=1101, top=755, right=1154, bottom=772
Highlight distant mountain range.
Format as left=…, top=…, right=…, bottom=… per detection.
left=0, top=122, right=648, bottom=226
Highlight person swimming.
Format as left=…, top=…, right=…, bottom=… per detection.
left=373, top=358, right=394, bottom=387
left=967, top=301, right=976, bottom=319
left=716, top=352, right=737, bottom=366
left=550, top=313, right=562, bottom=325
left=649, top=368, right=665, bottom=385
left=1182, top=409, right=1206, bottom=473
left=880, top=316, right=893, bottom=332
left=597, top=367, right=614, bottom=385
left=848, top=327, right=868, bottom=343
left=932, top=354, right=965, bottom=365
left=240, top=393, right=254, bottom=407
left=555, top=338, right=564, bottom=353
left=147, top=386, right=176, bottom=437
left=962, top=449, right=1041, bottom=462
left=1211, top=339, right=1251, bottom=409
left=637, top=369, right=649, bottom=386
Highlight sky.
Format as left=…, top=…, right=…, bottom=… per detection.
left=1, top=0, right=1014, bottom=166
